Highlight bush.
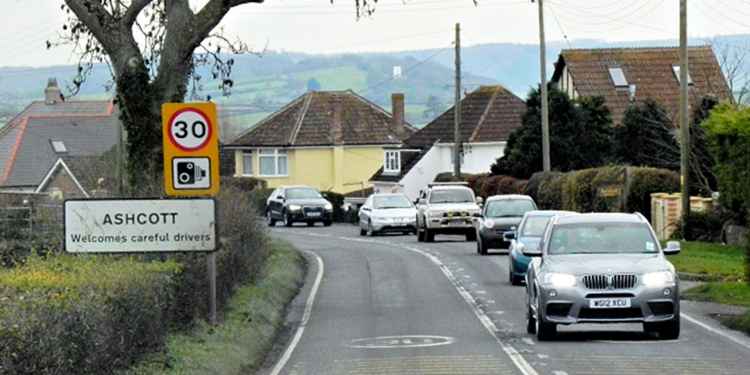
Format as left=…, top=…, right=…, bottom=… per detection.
left=0, top=255, right=181, bottom=375
left=221, top=176, right=267, bottom=192
left=679, top=211, right=724, bottom=242
left=625, top=167, right=680, bottom=222
left=477, top=175, right=526, bottom=198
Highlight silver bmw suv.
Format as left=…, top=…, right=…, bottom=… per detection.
left=524, top=213, right=681, bottom=340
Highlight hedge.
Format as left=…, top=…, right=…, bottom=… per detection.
left=0, top=183, right=269, bottom=374
left=432, top=172, right=527, bottom=199
left=525, top=166, right=680, bottom=221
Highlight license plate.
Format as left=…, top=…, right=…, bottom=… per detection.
left=306, top=212, right=321, bottom=217
left=589, top=298, right=631, bottom=308
left=449, top=219, right=465, bottom=226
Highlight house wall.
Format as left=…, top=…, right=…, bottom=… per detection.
left=39, top=167, right=86, bottom=201
left=461, top=143, right=506, bottom=174
left=233, top=145, right=387, bottom=194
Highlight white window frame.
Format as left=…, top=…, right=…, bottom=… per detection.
left=672, top=65, right=694, bottom=85
left=258, top=148, right=289, bottom=177
left=241, top=151, right=253, bottom=176
left=384, top=151, right=401, bottom=174
left=608, top=67, right=628, bottom=87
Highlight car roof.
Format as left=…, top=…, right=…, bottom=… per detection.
left=524, top=210, right=576, bottom=217
left=280, top=185, right=317, bottom=190
left=554, top=212, right=645, bottom=225
left=370, top=193, right=408, bottom=197
left=486, top=194, right=534, bottom=201
left=430, top=185, right=472, bottom=190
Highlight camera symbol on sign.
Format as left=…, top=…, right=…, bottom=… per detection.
left=172, top=157, right=211, bottom=189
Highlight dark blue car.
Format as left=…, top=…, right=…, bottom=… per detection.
left=507, top=210, right=576, bottom=285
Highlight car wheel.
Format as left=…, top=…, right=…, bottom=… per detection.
left=323, top=220, right=332, bottom=227
left=645, top=317, right=680, bottom=339
left=526, top=306, right=537, bottom=334
left=266, top=211, right=276, bottom=227
left=466, top=230, right=477, bottom=242
left=359, top=227, right=367, bottom=236
left=535, top=295, right=556, bottom=341
left=367, top=221, right=375, bottom=236
left=283, top=212, right=293, bottom=227
left=425, top=228, right=435, bottom=242
left=508, top=263, right=514, bottom=284
left=417, top=226, right=425, bottom=242
left=477, top=237, right=487, bottom=256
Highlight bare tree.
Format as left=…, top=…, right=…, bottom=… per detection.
left=711, top=38, right=750, bottom=105
left=53, top=0, right=376, bottom=189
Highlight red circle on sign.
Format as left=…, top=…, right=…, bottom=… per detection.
left=167, top=107, right=213, bottom=152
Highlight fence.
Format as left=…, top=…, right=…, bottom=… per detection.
left=0, top=203, right=63, bottom=240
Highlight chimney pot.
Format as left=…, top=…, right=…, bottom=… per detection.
left=391, top=93, right=405, bottom=140
left=44, top=78, right=62, bottom=105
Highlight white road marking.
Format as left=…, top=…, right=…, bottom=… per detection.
left=682, top=313, right=750, bottom=351
left=522, top=338, right=536, bottom=346
left=489, top=310, right=505, bottom=315
left=552, top=371, right=568, bottom=375
left=269, top=251, right=325, bottom=375
left=347, top=335, right=454, bottom=349
left=475, top=290, right=487, bottom=295
left=537, top=354, right=549, bottom=359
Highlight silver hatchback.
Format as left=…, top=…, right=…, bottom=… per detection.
left=524, top=213, right=681, bottom=340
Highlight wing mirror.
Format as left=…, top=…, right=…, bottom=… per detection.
left=503, top=231, right=516, bottom=241
left=520, top=243, right=542, bottom=257
left=417, top=198, right=426, bottom=205
left=663, top=241, right=681, bottom=255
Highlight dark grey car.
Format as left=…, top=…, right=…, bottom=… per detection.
left=266, top=186, right=333, bottom=227
left=524, top=213, right=681, bottom=341
left=476, top=195, right=537, bottom=255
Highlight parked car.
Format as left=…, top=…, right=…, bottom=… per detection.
left=476, top=195, right=537, bottom=255
left=507, top=210, right=576, bottom=285
left=358, top=193, right=418, bottom=236
left=524, top=213, right=681, bottom=341
left=266, top=185, right=333, bottom=227
left=416, top=182, right=482, bottom=242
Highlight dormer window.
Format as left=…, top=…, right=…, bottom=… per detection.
left=384, top=151, right=400, bottom=173
left=672, top=65, right=694, bottom=85
left=608, top=67, right=628, bottom=87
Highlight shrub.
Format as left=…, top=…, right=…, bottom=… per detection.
left=678, top=211, right=724, bottom=242
left=535, top=172, right=565, bottom=210
left=477, top=175, right=525, bottom=198
left=433, top=172, right=474, bottom=182
left=0, top=255, right=181, bottom=375
left=625, top=167, right=680, bottom=222
left=221, top=176, right=267, bottom=192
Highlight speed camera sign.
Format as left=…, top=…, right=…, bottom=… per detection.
left=162, top=102, right=220, bottom=197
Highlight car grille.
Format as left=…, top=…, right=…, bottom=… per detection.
left=579, top=307, right=643, bottom=319
left=583, top=274, right=637, bottom=289
left=443, top=211, right=469, bottom=218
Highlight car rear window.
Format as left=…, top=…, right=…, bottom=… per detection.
left=548, top=222, right=657, bottom=255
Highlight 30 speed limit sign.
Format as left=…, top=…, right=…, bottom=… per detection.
left=162, top=102, right=220, bottom=197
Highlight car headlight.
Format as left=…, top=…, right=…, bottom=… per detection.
left=288, top=204, right=302, bottom=211
left=428, top=210, right=443, bottom=218
left=483, top=219, right=495, bottom=229
left=324, top=202, right=333, bottom=211
left=543, top=273, right=577, bottom=288
left=373, top=216, right=390, bottom=223
left=642, top=271, right=676, bottom=287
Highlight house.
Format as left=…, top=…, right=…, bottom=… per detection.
left=371, top=85, right=526, bottom=200
left=0, top=78, right=119, bottom=199
left=551, top=46, right=732, bottom=126
left=224, top=90, right=415, bottom=194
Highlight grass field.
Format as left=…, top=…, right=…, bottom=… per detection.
left=670, top=241, right=745, bottom=282
left=128, top=240, right=306, bottom=375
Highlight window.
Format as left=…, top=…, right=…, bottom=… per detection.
left=672, top=65, right=694, bottom=85
left=51, top=140, right=67, bottom=153
left=241, top=151, right=253, bottom=176
left=384, top=151, right=400, bottom=173
left=608, top=67, right=628, bottom=87
left=259, top=149, right=288, bottom=176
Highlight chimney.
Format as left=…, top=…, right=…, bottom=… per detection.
left=44, top=78, right=63, bottom=105
left=330, top=95, right=344, bottom=145
left=391, top=93, right=405, bottom=140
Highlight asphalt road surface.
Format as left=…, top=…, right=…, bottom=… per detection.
left=260, top=224, right=750, bottom=375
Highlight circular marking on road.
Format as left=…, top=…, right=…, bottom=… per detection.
left=347, top=335, right=455, bottom=349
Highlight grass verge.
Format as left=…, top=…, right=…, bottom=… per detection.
left=684, top=282, right=750, bottom=335
left=126, top=240, right=306, bottom=375
left=669, top=241, right=744, bottom=282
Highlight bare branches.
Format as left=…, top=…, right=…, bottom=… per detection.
left=122, top=0, right=153, bottom=27
left=712, top=37, right=750, bottom=105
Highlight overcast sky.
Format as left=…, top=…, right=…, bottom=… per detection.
left=3, top=0, right=750, bottom=68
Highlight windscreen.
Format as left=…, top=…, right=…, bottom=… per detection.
left=286, top=188, right=322, bottom=199
left=374, top=195, right=412, bottom=209
left=520, top=216, right=553, bottom=237
left=548, top=222, right=658, bottom=255
left=429, top=189, right=474, bottom=204
left=484, top=200, right=535, bottom=218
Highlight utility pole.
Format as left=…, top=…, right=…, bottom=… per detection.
left=117, top=120, right=124, bottom=196
left=536, top=0, right=551, bottom=172
left=454, top=22, right=462, bottom=178
left=679, top=0, right=690, bottom=232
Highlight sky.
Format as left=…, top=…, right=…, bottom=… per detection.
left=3, top=0, right=750, bottom=68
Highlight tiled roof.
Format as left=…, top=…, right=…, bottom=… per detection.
left=229, top=90, right=415, bottom=147
left=405, top=85, right=525, bottom=148
left=551, top=46, right=732, bottom=126
left=0, top=100, right=117, bottom=187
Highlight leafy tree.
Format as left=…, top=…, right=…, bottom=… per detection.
left=491, top=87, right=614, bottom=178
left=689, top=96, right=720, bottom=195
left=614, top=98, right=680, bottom=171
left=306, top=78, right=321, bottom=92
left=54, top=0, right=377, bottom=189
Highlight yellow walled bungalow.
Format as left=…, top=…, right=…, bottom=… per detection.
left=224, top=90, right=415, bottom=194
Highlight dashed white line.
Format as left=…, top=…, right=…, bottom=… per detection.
left=269, top=251, right=325, bottom=375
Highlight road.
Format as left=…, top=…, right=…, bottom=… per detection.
left=261, top=224, right=750, bottom=375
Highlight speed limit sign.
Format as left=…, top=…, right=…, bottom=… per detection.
left=162, top=102, right=220, bottom=197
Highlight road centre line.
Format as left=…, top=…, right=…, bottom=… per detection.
left=269, top=251, right=324, bottom=375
